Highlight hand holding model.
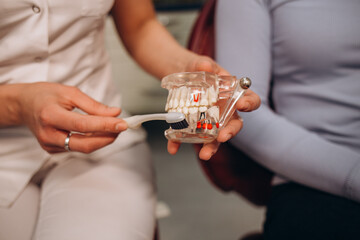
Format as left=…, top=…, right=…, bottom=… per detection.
left=166, top=56, right=261, bottom=160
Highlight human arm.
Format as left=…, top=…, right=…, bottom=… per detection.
left=216, top=0, right=360, bottom=202
left=110, top=0, right=201, bottom=78
left=110, top=0, right=260, bottom=158
left=0, top=83, right=127, bottom=153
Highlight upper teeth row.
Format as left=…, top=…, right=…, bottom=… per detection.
left=165, top=86, right=218, bottom=113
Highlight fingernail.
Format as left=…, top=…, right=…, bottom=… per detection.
left=243, top=102, right=251, bottom=111
left=224, top=134, right=233, bottom=142
left=115, top=122, right=127, bottom=131
left=205, top=151, right=216, bottom=160
left=109, top=106, right=120, bottom=111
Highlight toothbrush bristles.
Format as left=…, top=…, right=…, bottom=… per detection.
left=169, top=119, right=189, bottom=130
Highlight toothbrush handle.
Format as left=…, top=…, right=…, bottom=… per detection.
left=124, top=113, right=167, bottom=129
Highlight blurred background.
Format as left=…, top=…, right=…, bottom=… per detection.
left=105, top=1, right=265, bottom=239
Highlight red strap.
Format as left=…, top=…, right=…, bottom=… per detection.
left=187, top=0, right=216, bottom=58
left=188, top=0, right=273, bottom=206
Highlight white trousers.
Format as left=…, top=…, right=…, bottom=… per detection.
left=0, top=142, right=156, bottom=240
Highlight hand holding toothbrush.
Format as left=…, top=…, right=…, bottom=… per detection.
left=2, top=82, right=127, bottom=154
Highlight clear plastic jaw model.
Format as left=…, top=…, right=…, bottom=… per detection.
left=161, top=71, right=251, bottom=143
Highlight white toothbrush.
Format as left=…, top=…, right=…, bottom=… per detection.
left=124, top=112, right=189, bottom=129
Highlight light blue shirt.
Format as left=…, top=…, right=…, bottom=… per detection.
left=216, top=0, right=360, bottom=202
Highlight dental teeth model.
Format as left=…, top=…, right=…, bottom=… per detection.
left=166, top=85, right=220, bottom=131
left=161, top=72, right=251, bottom=143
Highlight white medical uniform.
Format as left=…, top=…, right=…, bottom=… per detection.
left=0, top=1, right=156, bottom=239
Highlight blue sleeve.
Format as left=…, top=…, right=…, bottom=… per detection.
left=215, top=0, right=360, bottom=202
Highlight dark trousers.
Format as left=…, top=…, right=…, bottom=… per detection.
left=264, top=183, right=360, bottom=240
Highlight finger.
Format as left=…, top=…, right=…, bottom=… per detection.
left=167, top=140, right=181, bottom=155
left=38, top=130, right=73, bottom=154
left=236, top=89, right=261, bottom=112
left=217, top=117, right=243, bottom=143
left=46, top=106, right=127, bottom=133
left=68, top=87, right=121, bottom=117
left=64, top=132, right=118, bottom=153
left=198, top=141, right=221, bottom=161
left=41, top=145, right=68, bottom=154
left=196, top=60, right=230, bottom=76
left=38, top=128, right=68, bottom=147
left=193, top=58, right=220, bottom=73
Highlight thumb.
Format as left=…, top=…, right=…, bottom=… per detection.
left=192, top=57, right=230, bottom=76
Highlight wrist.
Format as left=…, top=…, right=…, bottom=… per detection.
left=0, top=84, right=27, bottom=126
left=161, top=49, right=198, bottom=78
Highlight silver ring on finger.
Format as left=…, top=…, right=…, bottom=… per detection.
left=64, top=132, right=72, bottom=151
